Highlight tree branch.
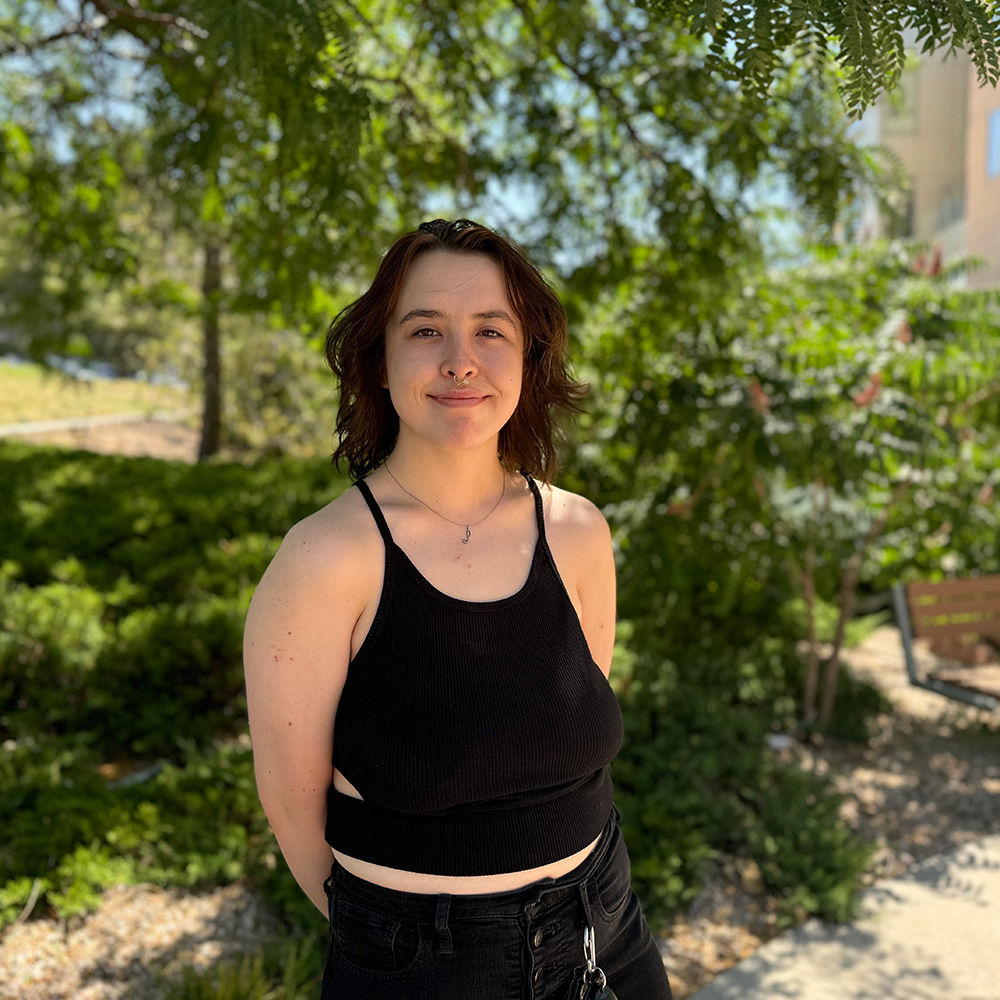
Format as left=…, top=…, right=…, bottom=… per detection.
left=0, top=1, right=211, bottom=59
left=507, top=0, right=728, bottom=220
left=350, top=70, right=472, bottom=178
left=85, top=0, right=208, bottom=39
left=0, top=19, right=107, bottom=57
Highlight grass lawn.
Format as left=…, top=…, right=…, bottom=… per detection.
left=0, top=361, right=192, bottom=425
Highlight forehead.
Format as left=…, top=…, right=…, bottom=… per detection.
left=393, top=252, right=514, bottom=312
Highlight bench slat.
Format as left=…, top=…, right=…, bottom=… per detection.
left=911, top=596, right=1000, bottom=616
left=910, top=595, right=1000, bottom=612
left=908, top=576, right=1000, bottom=599
left=910, top=614, right=1000, bottom=635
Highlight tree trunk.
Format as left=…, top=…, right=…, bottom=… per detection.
left=817, top=481, right=911, bottom=727
left=817, top=571, right=856, bottom=727
left=198, top=238, right=222, bottom=461
left=800, top=545, right=820, bottom=724
left=799, top=480, right=823, bottom=724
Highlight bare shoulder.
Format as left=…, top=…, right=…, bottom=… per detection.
left=538, top=483, right=614, bottom=586
left=539, top=484, right=616, bottom=674
left=541, top=483, right=612, bottom=547
left=258, top=486, right=375, bottom=589
left=284, top=483, right=377, bottom=560
left=245, top=484, right=381, bottom=645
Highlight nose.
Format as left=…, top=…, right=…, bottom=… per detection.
left=441, top=337, right=477, bottom=385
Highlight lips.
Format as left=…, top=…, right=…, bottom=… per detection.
left=428, top=389, right=488, bottom=407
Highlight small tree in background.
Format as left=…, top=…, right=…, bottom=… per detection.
left=1, top=0, right=374, bottom=458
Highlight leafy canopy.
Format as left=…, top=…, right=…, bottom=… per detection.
left=640, top=0, right=1000, bottom=114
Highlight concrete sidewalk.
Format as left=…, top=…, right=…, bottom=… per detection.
left=690, top=835, right=1000, bottom=1000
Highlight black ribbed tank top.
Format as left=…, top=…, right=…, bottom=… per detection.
left=324, top=475, right=624, bottom=876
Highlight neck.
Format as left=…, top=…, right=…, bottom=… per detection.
left=384, top=436, right=507, bottom=510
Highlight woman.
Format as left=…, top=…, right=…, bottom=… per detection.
left=243, top=219, right=672, bottom=999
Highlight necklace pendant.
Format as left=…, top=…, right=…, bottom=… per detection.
left=462, top=526, right=471, bottom=544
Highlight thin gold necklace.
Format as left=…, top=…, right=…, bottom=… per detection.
left=383, top=462, right=506, bottom=544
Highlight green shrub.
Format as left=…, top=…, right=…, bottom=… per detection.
left=0, top=564, right=110, bottom=738
left=745, top=764, right=874, bottom=925
left=0, top=443, right=341, bottom=603
left=0, top=442, right=346, bottom=756
left=91, top=594, right=251, bottom=755
left=159, top=935, right=324, bottom=1000
left=611, top=626, right=880, bottom=924
left=0, top=738, right=307, bottom=931
left=161, top=953, right=277, bottom=1000
left=0, top=877, right=42, bottom=928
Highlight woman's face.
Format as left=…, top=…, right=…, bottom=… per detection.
left=383, top=251, right=524, bottom=456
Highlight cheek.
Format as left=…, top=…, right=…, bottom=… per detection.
left=505, top=367, right=524, bottom=412
left=511, top=358, right=525, bottom=394
left=502, top=350, right=524, bottom=389
left=382, top=346, right=421, bottom=396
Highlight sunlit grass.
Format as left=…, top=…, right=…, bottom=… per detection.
left=0, top=361, right=192, bottom=425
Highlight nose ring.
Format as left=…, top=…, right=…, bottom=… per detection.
left=453, top=373, right=470, bottom=387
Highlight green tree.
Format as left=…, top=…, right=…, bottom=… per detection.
left=1, top=0, right=374, bottom=457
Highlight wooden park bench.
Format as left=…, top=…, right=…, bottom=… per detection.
left=892, top=576, right=1000, bottom=711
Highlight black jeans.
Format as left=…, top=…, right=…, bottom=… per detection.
left=321, top=812, right=672, bottom=1000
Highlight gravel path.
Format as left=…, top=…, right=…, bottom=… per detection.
left=2, top=634, right=996, bottom=998
left=0, top=884, right=281, bottom=1000
left=0, top=411, right=192, bottom=438
left=4, top=417, right=199, bottom=462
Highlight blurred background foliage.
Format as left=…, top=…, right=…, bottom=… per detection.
left=2, top=0, right=1000, bottom=993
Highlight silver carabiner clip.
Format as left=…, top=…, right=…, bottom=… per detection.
left=567, top=924, right=616, bottom=998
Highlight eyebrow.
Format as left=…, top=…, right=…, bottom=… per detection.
left=397, top=308, right=518, bottom=326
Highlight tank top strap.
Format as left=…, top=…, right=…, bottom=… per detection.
left=354, top=479, right=394, bottom=545
left=522, top=473, right=547, bottom=543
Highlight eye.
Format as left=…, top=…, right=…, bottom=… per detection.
left=478, top=327, right=505, bottom=339
left=410, top=327, right=440, bottom=338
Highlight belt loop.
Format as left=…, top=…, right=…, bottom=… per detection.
left=435, top=895, right=453, bottom=956
left=577, top=877, right=595, bottom=929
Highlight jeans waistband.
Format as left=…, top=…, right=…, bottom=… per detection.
left=330, top=806, right=619, bottom=922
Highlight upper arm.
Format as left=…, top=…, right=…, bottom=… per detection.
left=243, top=511, right=370, bottom=819
left=547, top=489, right=617, bottom=678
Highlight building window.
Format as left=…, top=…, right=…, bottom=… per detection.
left=989, top=108, right=1000, bottom=179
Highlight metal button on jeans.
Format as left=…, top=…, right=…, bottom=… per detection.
left=533, top=929, right=544, bottom=947
left=533, top=967, right=543, bottom=984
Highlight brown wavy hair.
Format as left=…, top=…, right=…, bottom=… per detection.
left=326, top=219, right=587, bottom=482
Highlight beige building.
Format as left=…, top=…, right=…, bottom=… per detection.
left=856, top=52, right=1000, bottom=288
left=964, top=75, right=1000, bottom=289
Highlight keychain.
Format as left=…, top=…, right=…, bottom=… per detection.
left=565, top=926, right=618, bottom=1000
